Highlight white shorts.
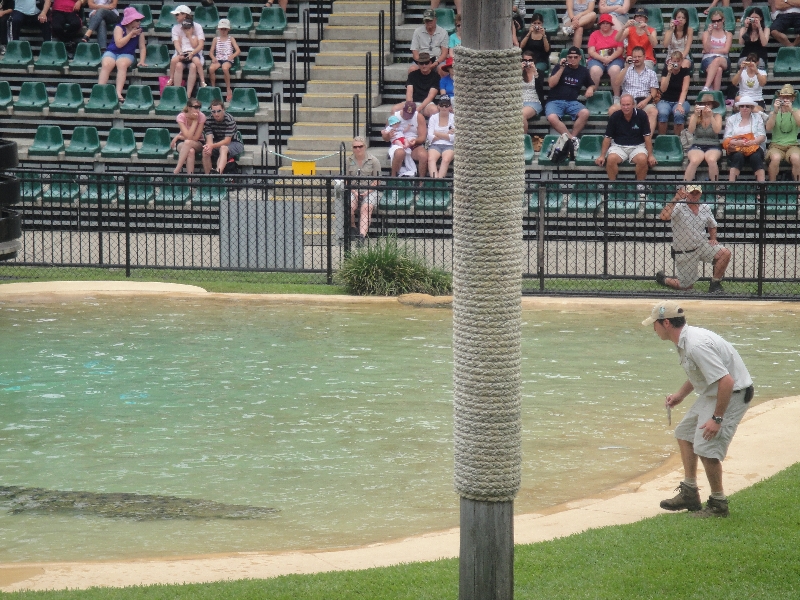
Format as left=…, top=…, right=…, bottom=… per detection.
left=351, top=189, right=380, bottom=207
left=675, top=242, right=725, bottom=288
left=608, top=143, right=648, bottom=162
left=674, top=389, right=750, bottom=460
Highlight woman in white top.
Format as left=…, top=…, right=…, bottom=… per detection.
left=427, top=95, right=455, bottom=178
left=732, top=53, right=767, bottom=112
left=81, top=0, right=119, bottom=51
left=723, top=99, right=767, bottom=183
left=521, top=51, right=541, bottom=133
left=661, top=8, right=693, bottom=70
left=700, top=8, right=732, bottom=92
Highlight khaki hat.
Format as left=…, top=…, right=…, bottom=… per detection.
left=422, top=8, right=436, bottom=20
left=696, top=93, right=720, bottom=108
left=642, top=301, right=686, bottom=326
left=778, top=83, right=796, bottom=97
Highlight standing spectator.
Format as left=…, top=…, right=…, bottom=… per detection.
left=171, top=97, right=206, bottom=175
left=545, top=46, right=595, bottom=146
left=770, top=0, right=800, bottom=47
left=684, top=93, right=724, bottom=182
left=723, top=99, right=766, bottom=184
left=98, top=6, right=147, bottom=104
left=521, top=51, right=541, bottom=133
left=81, top=0, right=119, bottom=51
left=427, top=95, right=455, bottom=178
left=430, top=0, right=460, bottom=16
left=166, top=5, right=205, bottom=93
left=0, top=0, right=14, bottom=55
left=382, top=101, right=428, bottom=178
left=9, top=0, right=51, bottom=44
left=662, top=8, right=693, bottom=70
left=447, top=13, right=461, bottom=57
left=608, top=46, right=658, bottom=136
left=202, top=99, right=244, bottom=174
left=737, top=8, right=769, bottom=69
left=616, top=7, right=657, bottom=70
left=700, top=8, right=732, bottom=92
left=732, top=54, right=767, bottom=112
left=656, top=51, right=690, bottom=135
left=346, top=136, right=382, bottom=242
left=439, top=56, right=454, bottom=107
left=765, top=85, right=800, bottom=182
left=50, top=0, right=83, bottom=56
left=394, top=52, right=440, bottom=118
left=410, top=9, right=448, bottom=72
left=208, top=19, right=240, bottom=102
left=587, top=13, right=624, bottom=104
left=563, top=0, right=597, bottom=48
left=597, top=0, right=629, bottom=31
left=595, top=94, right=657, bottom=183
left=519, top=12, right=550, bottom=103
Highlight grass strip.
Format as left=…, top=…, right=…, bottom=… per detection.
left=4, top=462, right=799, bottom=599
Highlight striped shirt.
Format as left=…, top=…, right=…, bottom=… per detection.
left=214, top=38, right=234, bottom=62
left=203, top=112, right=239, bottom=143
left=621, top=66, right=658, bottom=100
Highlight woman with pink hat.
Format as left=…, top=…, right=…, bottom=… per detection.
left=98, top=6, right=148, bottom=103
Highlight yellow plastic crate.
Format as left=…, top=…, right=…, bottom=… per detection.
left=292, top=160, right=316, bottom=176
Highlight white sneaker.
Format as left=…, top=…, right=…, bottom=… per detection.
left=613, top=96, right=620, bottom=105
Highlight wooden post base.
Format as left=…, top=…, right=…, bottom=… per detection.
left=459, top=497, right=514, bottom=600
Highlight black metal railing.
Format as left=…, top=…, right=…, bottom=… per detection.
left=378, top=11, right=385, bottom=95
left=365, top=51, right=373, bottom=141
left=352, top=95, right=360, bottom=139
left=389, top=0, right=396, bottom=54
left=288, top=50, right=298, bottom=123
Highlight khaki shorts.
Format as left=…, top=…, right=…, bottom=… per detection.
left=675, top=242, right=724, bottom=288
left=674, top=389, right=750, bottom=460
left=351, top=189, right=380, bottom=207
left=608, top=143, right=648, bottom=162
left=767, top=143, right=800, bottom=162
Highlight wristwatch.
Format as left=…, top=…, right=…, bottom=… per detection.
left=711, top=415, right=723, bottom=424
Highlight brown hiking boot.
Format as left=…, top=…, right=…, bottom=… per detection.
left=692, top=496, right=729, bottom=518
left=660, top=482, right=702, bottom=512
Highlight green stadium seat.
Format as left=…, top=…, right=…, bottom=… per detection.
left=574, top=135, right=603, bottom=166
left=558, top=47, right=586, bottom=67
left=227, top=87, right=258, bottom=116
left=0, top=81, right=12, bottom=109
left=527, top=184, right=566, bottom=213
left=137, top=43, right=170, bottom=73
left=70, top=42, right=102, bottom=71
left=723, top=189, right=758, bottom=217
left=120, top=84, right=154, bottom=114
left=523, top=134, right=534, bottom=165
left=0, top=41, right=33, bottom=69
left=743, top=6, right=771, bottom=29
left=645, top=7, right=663, bottom=34
left=197, top=86, right=223, bottom=111
left=673, top=7, right=699, bottom=32
left=605, top=183, right=645, bottom=214
left=653, top=135, right=684, bottom=166
left=156, top=3, right=179, bottom=31
left=721, top=6, right=736, bottom=32
left=65, top=126, right=100, bottom=157
left=193, top=184, right=228, bottom=206
left=101, top=128, right=136, bottom=158
left=379, top=179, right=415, bottom=211
left=566, top=190, right=603, bottom=214
left=14, top=82, right=48, bottom=111
left=42, top=179, right=80, bottom=204
left=543, top=184, right=570, bottom=213
left=155, top=177, right=192, bottom=206
left=19, top=177, right=43, bottom=202
left=156, top=85, right=188, bottom=115
left=256, top=7, right=288, bottom=34
left=586, top=91, right=612, bottom=119
left=537, top=134, right=563, bottom=166
left=126, top=176, right=156, bottom=205
left=693, top=90, right=727, bottom=116
left=227, top=6, right=254, bottom=33
left=34, top=41, right=68, bottom=70
left=28, top=126, right=64, bottom=156
left=86, top=84, right=119, bottom=113
left=643, top=188, right=671, bottom=215
left=537, top=8, right=559, bottom=35
left=137, top=128, right=173, bottom=159
left=242, top=46, right=274, bottom=75
left=415, top=179, right=451, bottom=211
left=434, top=8, right=456, bottom=34
left=128, top=4, right=153, bottom=29
left=773, top=47, right=800, bottom=76
left=50, top=83, right=84, bottom=113
left=764, top=184, right=797, bottom=216
left=82, top=176, right=119, bottom=204
left=194, top=4, right=220, bottom=31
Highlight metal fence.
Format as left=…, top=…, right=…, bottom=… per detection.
left=3, top=169, right=800, bottom=298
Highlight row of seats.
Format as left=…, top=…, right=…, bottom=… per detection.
left=0, top=41, right=275, bottom=76
left=28, top=125, right=177, bottom=159
left=2, top=82, right=259, bottom=116
left=121, top=4, right=287, bottom=34
left=522, top=134, right=685, bottom=167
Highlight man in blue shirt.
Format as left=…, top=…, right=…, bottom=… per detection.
left=595, top=93, right=656, bottom=181
left=9, top=0, right=51, bottom=44
left=545, top=46, right=595, bottom=147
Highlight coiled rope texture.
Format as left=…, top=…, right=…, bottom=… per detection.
left=452, top=46, right=524, bottom=502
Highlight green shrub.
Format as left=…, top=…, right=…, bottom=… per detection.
left=337, top=237, right=452, bottom=296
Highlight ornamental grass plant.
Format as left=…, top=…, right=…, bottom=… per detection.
left=336, top=236, right=452, bottom=296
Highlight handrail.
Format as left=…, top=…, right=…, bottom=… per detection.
left=378, top=10, right=385, bottom=95
left=353, top=94, right=360, bottom=138
left=289, top=51, right=297, bottom=123
left=317, top=0, right=324, bottom=42
left=389, top=0, right=396, bottom=54
left=339, top=141, right=346, bottom=175
left=302, top=9, right=311, bottom=82
left=365, top=51, right=372, bottom=141
left=273, top=93, right=283, bottom=169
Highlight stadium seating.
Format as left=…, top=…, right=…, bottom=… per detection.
left=42, top=178, right=80, bottom=203
left=101, top=128, right=136, bottom=158
left=586, top=91, right=612, bottom=120
left=193, top=185, right=228, bottom=206
left=0, top=41, right=33, bottom=69
left=196, top=86, right=223, bottom=111
left=65, top=127, right=101, bottom=157
left=434, top=9, right=456, bottom=34
left=127, top=176, right=156, bottom=205
left=537, top=8, right=559, bottom=35
left=194, top=5, right=220, bottom=32
left=523, top=134, right=534, bottom=165
left=764, top=184, right=798, bottom=216
left=256, top=7, right=288, bottom=34
left=156, top=86, right=188, bottom=115
left=137, top=128, right=173, bottom=159
left=156, top=3, right=179, bottom=31
left=70, top=42, right=102, bottom=71
left=645, top=6, right=663, bottom=34
left=653, top=135, right=684, bottom=166
left=14, top=82, right=48, bottom=111
left=155, top=178, right=191, bottom=206
left=537, top=135, right=562, bottom=166
left=28, top=126, right=65, bottom=156
left=227, top=87, right=259, bottom=117
left=379, top=179, right=415, bottom=211
left=242, top=47, right=274, bottom=75
left=0, top=81, right=12, bottom=109
left=86, top=84, right=119, bottom=113
left=82, top=176, right=119, bottom=204
left=49, top=83, right=84, bottom=112
left=227, top=6, right=254, bottom=33
left=415, top=179, right=451, bottom=211
left=137, top=44, right=170, bottom=73
left=128, top=4, right=154, bottom=29
left=34, top=41, right=68, bottom=71
left=574, top=135, right=603, bottom=166
left=120, top=85, right=155, bottom=114
left=773, top=47, right=800, bottom=76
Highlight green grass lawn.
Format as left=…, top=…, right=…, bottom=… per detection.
left=4, top=463, right=799, bottom=599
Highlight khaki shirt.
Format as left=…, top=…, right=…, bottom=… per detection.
left=346, top=153, right=382, bottom=178
left=676, top=325, right=753, bottom=398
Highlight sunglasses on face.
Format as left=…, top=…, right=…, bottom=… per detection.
left=352, top=145, right=365, bottom=149
left=711, top=19, right=723, bottom=23
left=189, top=104, right=201, bottom=108
left=210, top=109, right=223, bottom=114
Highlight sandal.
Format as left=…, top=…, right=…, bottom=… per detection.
left=165, top=78, right=173, bottom=86
left=81, top=36, right=90, bottom=44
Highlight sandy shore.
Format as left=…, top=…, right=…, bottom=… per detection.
left=1, top=283, right=798, bottom=592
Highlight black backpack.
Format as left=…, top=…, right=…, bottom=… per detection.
left=546, top=133, right=575, bottom=164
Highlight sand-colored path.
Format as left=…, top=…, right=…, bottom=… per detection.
left=1, top=284, right=798, bottom=591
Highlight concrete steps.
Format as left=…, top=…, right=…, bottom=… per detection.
left=310, top=65, right=381, bottom=81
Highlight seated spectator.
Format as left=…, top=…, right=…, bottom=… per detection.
left=209, top=19, right=240, bottom=102
left=597, top=0, right=629, bottom=31
left=410, top=9, right=447, bottom=72
left=98, top=6, right=147, bottom=104
left=439, top=56, right=454, bottom=107
left=81, top=0, right=119, bottom=51
left=700, top=8, right=732, bottom=92
left=346, top=136, right=382, bottom=243
left=202, top=99, right=244, bottom=174
left=656, top=51, right=690, bottom=135
left=684, top=92, right=724, bottom=182
left=595, top=93, right=656, bottom=183
left=732, top=54, right=767, bottom=112
left=393, top=52, right=440, bottom=118
left=430, top=0, right=460, bottom=16
left=382, top=101, right=428, bottom=177
left=587, top=14, right=624, bottom=104
left=662, top=8, right=693, bottom=70
left=427, top=94, right=455, bottom=178
left=171, top=97, right=205, bottom=175
left=9, top=0, right=51, bottom=44
left=546, top=46, right=595, bottom=147
left=770, top=0, right=800, bottom=47
left=608, top=46, right=657, bottom=135
left=563, top=0, right=597, bottom=48
left=765, top=85, right=800, bottom=182
left=738, top=8, right=769, bottom=70
left=616, top=7, right=656, bottom=70
left=519, top=12, right=550, bottom=103
left=0, top=0, right=14, bottom=55
left=50, top=0, right=83, bottom=55
left=167, top=5, right=205, bottom=93
left=723, top=99, right=766, bottom=183
left=521, top=51, right=541, bottom=133
left=264, top=0, right=287, bottom=11
left=447, top=13, right=461, bottom=57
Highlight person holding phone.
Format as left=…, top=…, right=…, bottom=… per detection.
left=608, top=46, right=658, bottom=135
left=765, top=84, right=800, bottom=182
left=616, top=7, right=657, bottom=70
left=656, top=51, right=690, bottom=135
left=700, top=8, right=732, bottom=92
left=732, top=53, right=767, bottom=112
left=662, top=8, right=693, bottom=70
left=98, top=6, right=147, bottom=104
left=684, top=93, right=723, bottom=182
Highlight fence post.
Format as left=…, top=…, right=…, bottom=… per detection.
left=326, top=177, right=333, bottom=284
left=124, top=174, right=130, bottom=278
left=757, top=182, right=766, bottom=297
left=96, top=175, right=104, bottom=265
left=537, top=175, right=547, bottom=291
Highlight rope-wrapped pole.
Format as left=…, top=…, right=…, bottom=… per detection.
left=452, top=4, right=524, bottom=595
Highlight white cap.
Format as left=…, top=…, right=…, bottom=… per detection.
left=170, top=5, right=192, bottom=15
left=217, top=18, right=231, bottom=29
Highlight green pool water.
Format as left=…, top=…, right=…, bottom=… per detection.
left=0, top=296, right=798, bottom=563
